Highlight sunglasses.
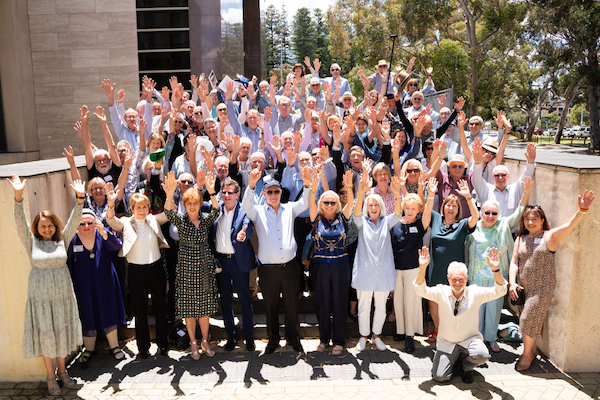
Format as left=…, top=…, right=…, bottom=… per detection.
left=424, top=147, right=433, bottom=151
left=408, top=83, right=418, bottom=87
left=484, top=211, right=498, bottom=216
left=322, top=201, right=337, bottom=206
left=221, top=191, right=237, bottom=195
left=79, top=221, right=95, bottom=227
left=266, top=189, right=281, bottom=195
left=406, top=168, right=420, bottom=174
left=449, top=164, right=465, bottom=169
left=174, top=121, right=184, bottom=124
left=338, top=190, right=347, bottom=195
left=469, top=122, right=480, bottom=126
left=194, top=112, right=202, bottom=115
left=180, top=180, right=194, bottom=185
left=331, top=68, right=340, bottom=71
left=494, top=173, right=507, bottom=178
left=454, top=299, right=460, bottom=316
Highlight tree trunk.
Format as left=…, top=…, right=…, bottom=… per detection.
left=554, top=78, right=583, bottom=144
left=589, top=85, right=599, bottom=152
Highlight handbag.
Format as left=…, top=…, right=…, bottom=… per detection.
left=510, top=237, right=525, bottom=306
left=301, top=216, right=321, bottom=266
left=346, top=214, right=358, bottom=245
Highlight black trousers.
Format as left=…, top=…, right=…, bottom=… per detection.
left=258, top=260, right=301, bottom=342
left=128, top=260, right=168, bottom=353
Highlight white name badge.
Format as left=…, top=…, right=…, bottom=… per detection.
left=73, top=245, right=84, bottom=253
left=409, top=226, right=418, bottom=233
left=104, top=175, right=113, bottom=182
left=534, top=237, right=542, bottom=245
left=452, top=223, right=459, bottom=229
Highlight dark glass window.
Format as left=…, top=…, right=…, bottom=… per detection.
left=139, top=51, right=191, bottom=71
left=138, top=31, right=189, bottom=50
left=138, top=72, right=191, bottom=92
left=136, top=0, right=188, bottom=8
left=137, top=10, right=189, bottom=29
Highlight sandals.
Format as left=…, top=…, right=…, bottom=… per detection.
left=57, top=371, right=75, bottom=388
left=190, top=341, right=201, bottom=360
left=516, top=354, right=534, bottom=371
left=316, top=343, right=327, bottom=352
left=80, top=349, right=96, bottom=364
left=46, top=377, right=61, bottom=396
left=332, top=345, right=343, bottom=355
left=111, top=347, right=125, bottom=360
left=202, top=339, right=215, bottom=357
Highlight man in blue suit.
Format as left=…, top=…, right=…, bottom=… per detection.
left=211, top=178, right=258, bottom=351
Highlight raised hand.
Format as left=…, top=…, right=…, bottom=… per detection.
left=268, top=135, right=282, bottom=156
left=286, top=146, right=298, bottom=167
left=200, top=146, right=214, bottom=170
left=418, top=246, right=430, bottom=269
left=313, top=58, right=321, bottom=71
left=80, top=105, right=89, bottom=124
left=524, top=143, right=536, bottom=163
left=162, top=171, right=178, bottom=195
left=161, top=86, right=170, bottom=102
left=196, top=169, right=206, bottom=189
left=137, top=119, right=147, bottom=138
left=357, top=170, right=371, bottom=193
left=579, top=190, right=595, bottom=210
left=7, top=175, right=26, bottom=196
left=457, top=111, right=467, bottom=129
left=122, top=148, right=134, bottom=169
left=249, top=168, right=261, bottom=189
left=437, top=94, right=446, bottom=109
left=319, top=145, right=329, bottom=161
left=63, top=146, right=76, bottom=165
left=522, top=176, right=534, bottom=195
left=455, top=96, right=465, bottom=111
left=73, top=121, right=84, bottom=139
left=70, top=179, right=86, bottom=198
left=205, top=171, right=216, bottom=194
left=264, top=106, right=272, bottom=122
left=425, top=103, right=433, bottom=115
left=225, top=80, right=235, bottom=100
left=427, top=177, right=438, bottom=194
left=100, top=79, right=115, bottom=98
left=343, top=170, right=353, bottom=190
left=107, top=188, right=118, bottom=205
left=455, top=179, right=471, bottom=198
left=94, top=106, right=107, bottom=124
left=117, top=89, right=125, bottom=103
left=381, top=119, right=391, bottom=140
left=189, top=74, right=198, bottom=91
left=486, top=247, right=501, bottom=271
left=300, top=166, right=312, bottom=186
left=95, top=218, right=106, bottom=236
left=493, top=110, right=505, bottom=129
left=437, top=139, right=448, bottom=159
left=426, top=66, right=433, bottom=75
left=398, top=169, right=407, bottom=187
left=418, top=170, right=428, bottom=187
left=390, top=175, right=402, bottom=195
left=472, top=140, right=485, bottom=164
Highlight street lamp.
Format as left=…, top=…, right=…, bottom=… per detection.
left=275, top=28, right=287, bottom=84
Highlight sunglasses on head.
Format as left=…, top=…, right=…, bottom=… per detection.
left=266, top=189, right=281, bottom=195
left=484, top=211, right=498, bottom=216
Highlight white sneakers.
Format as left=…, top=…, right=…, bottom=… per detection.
left=373, top=337, right=386, bottom=351
left=356, top=336, right=386, bottom=351
left=356, top=337, right=367, bottom=351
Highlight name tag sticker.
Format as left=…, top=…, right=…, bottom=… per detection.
left=104, top=175, right=113, bottom=182
left=409, top=226, right=418, bottom=233
left=73, top=245, right=84, bottom=253
left=452, top=223, right=459, bottom=229
left=534, top=238, right=542, bottom=245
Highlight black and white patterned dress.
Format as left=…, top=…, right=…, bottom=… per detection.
left=165, top=208, right=220, bottom=318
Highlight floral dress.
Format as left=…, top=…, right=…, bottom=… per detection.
left=14, top=200, right=83, bottom=358
left=165, top=208, right=220, bottom=318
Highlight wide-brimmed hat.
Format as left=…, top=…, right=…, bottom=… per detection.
left=447, top=154, right=468, bottom=167
left=395, top=70, right=412, bottom=88
left=340, top=91, right=356, bottom=102
left=377, top=59, right=389, bottom=67
left=309, top=77, right=321, bottom=86
left=482, top=138, right=499, bottom=154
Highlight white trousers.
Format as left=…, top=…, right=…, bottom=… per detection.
left=357, top=290, right=389, bottom=337
left=393, top=268, right=423, bottom=336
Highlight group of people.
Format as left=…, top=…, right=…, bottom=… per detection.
left=10, top=56, right=595, bottom=395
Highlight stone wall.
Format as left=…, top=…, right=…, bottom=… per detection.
left=4, top=0, right=140, bottom=161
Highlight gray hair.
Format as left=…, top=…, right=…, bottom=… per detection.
left=203, top=118, right=217, bottom=128
left=481, top=200, right=501, bottom=216
left=447, top=261, right=468, bottom=278
left=362, top=193, right=386, bottom=218
left=469, top=115, right=484, bottom=126
left=117, top=140, right=131, bottom=150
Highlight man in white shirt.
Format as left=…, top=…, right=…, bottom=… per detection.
left=414, top=247, right=507, bottom=384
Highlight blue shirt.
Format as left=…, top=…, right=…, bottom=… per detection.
left=352, top=213, right=401, bottom=292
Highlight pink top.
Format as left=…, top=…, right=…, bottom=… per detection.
left=371, top=185, right=399, bottom=216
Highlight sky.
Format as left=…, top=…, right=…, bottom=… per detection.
left=262, top=0, right=337, bottom=21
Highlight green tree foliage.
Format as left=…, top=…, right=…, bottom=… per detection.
left=263, top=4, right=292, bottom=76
left=291, top=8, right=316, bottom=62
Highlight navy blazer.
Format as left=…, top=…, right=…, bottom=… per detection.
left=209, top=201, right=257, bottom=273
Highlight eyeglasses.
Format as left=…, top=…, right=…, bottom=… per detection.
left=95, top=157, right=110, bottom=163
left=217, top=108, right=227, bottom=113
left=449, top=164, right=465, bottom=169
left=180, top=180, right=194, bottom=185
left=266, top=189, right=281, bottom=195
left=221, top=191, right=237, bottom=196
left=413, top=97, right=423, bottom=101
left=279, top=104, right=291, bottom=108
left=469, top=122, right=480, bottom=126
left=378, top=65, right=387, bottom=69
left=92, top=187, right=105, bottom=191
left=406, top=168, right=420, bottom=174
left=494, top=173, right=507, bottom=178
left=79, top=221, right=95, bottom=227
left=454, top=299, right=460, bottom=316
left=322, top=201, right=337, bottom=206
left=174, top=120, right=184, bottom=124
left=408, top=83, right=418, bottom=87
left=484, top=211, right=498, bottom=216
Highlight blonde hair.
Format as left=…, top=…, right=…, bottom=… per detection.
left=87, top=177, right=107, bottom=196
left=129, top=192, right=151, bottom=210
left=317, top=190, right=342, bottom=214
left=402, top=193, right=424, bottom=212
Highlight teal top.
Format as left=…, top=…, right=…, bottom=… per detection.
left=465, top=205, right=524, bottom=282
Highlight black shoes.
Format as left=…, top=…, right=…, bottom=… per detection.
left=393, top=334, right=406, bottom=342
left=160, top=347, right=169, bottom=356
left=405, top=336, right=415, bottom=353
left=289, top=339, right=304, bottom=353
left=462, top=369, right=474, bottom=384
left=245, top=338, right=256, bottom=351
left=224, top=338, right=237, bottom=351
left=138, top=350, right=149, bottom=359
left=265, top=340, right=279, bottom=354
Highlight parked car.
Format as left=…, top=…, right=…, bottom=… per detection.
left=544, top=128, right=558, bottom=136
left=533, top=127, right=544, bottom=135
left=563, top=128, right=573, bottom=137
